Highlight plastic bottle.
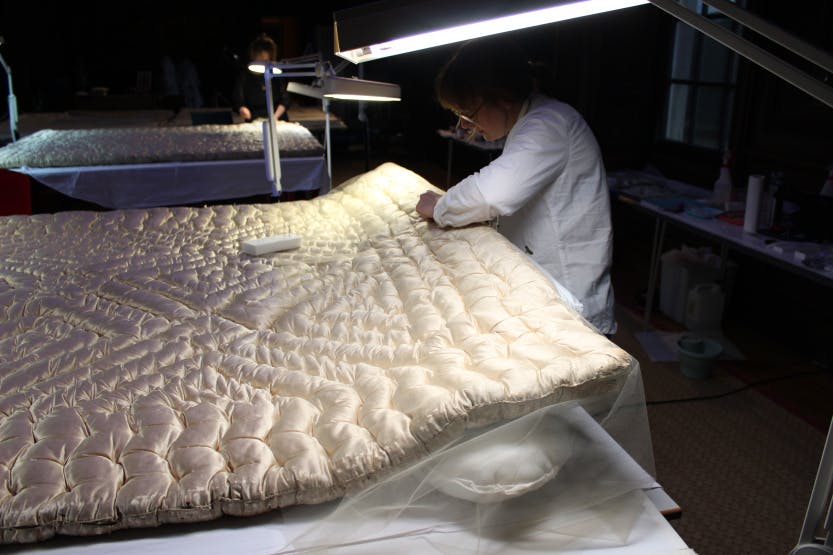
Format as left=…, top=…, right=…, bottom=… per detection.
left=685, top=283, right=725, bottom=332
left=712, top=150, right=733, bottom=209
left=744, top=174, right=765, bottom=233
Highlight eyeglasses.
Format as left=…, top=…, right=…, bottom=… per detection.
left=452, top=102, right=483, bottom=124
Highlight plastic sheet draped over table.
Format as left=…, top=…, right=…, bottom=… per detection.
left=18, top=157, right=328, bottom=209
left=279, top=362, right=661, bottom=554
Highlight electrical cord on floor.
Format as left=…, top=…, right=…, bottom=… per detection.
left=646, top=368, right=831, bottom=406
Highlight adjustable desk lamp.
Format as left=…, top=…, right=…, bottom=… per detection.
left=284, top=61, right=400, bottom=190
left=0, top=36, right=18, bottom=143
left=331, top=0, right=833, bottom=549
left=252, top=56, right=400, bottom=194
left=247, top=60, right=319, bottom=196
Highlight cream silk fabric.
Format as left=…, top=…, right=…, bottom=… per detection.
left=0, top=162, right=634, bottom=543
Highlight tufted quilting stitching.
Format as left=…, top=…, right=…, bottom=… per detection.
left=0, top=162, right=634, bottom=543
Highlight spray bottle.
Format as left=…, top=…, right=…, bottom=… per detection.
left=712, top=150, right=733, bottom=209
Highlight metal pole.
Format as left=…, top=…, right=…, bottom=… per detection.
left=702, top=0, right=833, bottom=75
left=0, top=42, right=18, bottom=143
left=643, top=217, right=666, bottom=331
left=323, top=97, right=332, bottom=193
left=263, top=65, right=281, bottom=196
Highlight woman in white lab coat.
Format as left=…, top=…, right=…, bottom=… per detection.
left=417, top=36, right=616, bottom=335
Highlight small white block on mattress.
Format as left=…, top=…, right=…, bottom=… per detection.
left=242, top=234, right=302, bottom=255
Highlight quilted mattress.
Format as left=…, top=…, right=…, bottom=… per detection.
left=0, top=121, right=324, bottom=169
left=0, top=162, right=635, bottom=543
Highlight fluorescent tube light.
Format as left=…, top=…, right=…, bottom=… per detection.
left=321, top=76, right=401, bottom=101
left=335, top=0, right=648, bottom=63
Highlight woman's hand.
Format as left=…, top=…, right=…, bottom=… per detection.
left=417, top=191, right=442, bottom=220
left=239, top=106, right=252, bottom=121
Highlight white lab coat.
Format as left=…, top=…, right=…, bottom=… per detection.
left=433, top=93, right=616, bottom=335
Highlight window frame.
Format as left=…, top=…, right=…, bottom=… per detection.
left=660, top=1, right=742, bottom=152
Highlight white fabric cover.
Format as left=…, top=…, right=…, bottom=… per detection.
left=0, top=162, right=635, bottom=544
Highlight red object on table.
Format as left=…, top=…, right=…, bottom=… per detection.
left=718, top=210, right=744, bottom=226
left=0, top=169, right=32, bottom=216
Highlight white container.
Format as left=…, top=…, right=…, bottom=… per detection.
left=743, top=174, right=765, bottom=233
left=659, top=248, right=722, bottom=324
left=677, top=334, right=723, bottom=379
left=712, top=166, right=733, bottom=209
left=685, top=283, right=725, bottom=332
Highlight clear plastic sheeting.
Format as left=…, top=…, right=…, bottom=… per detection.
left=17, top=157, right=328, bottom=209
left=277, top=363, right=664, bottom=554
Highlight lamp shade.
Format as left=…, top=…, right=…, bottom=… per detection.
left=321, top=76, right=401, bottom=101
left=334, top=0, right=647, bottom=63
left=286, top=81, right=324, bottom=99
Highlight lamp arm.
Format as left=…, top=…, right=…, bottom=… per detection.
left=278, top=53, right=324, bottom=66
left=0, top=51, right=10, bottom=74
left=332, top=59, right=352, bottom=76
left=648, top=0, right=833, bottom=110
left=274, top=62, right=320, bottom=71
left=701, top=0, right=833, bottom=75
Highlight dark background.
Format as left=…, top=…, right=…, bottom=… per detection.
left=1, top=1, right=832, bottom=190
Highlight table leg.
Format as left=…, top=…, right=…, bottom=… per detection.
left=643, top=217, right=667, bottom=330
left=718, top=242, right=734, bottom=310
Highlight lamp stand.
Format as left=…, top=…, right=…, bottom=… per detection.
left=262, top=68, right=281, bottom=197
left=323, top=97, right=332, bottom=192
left=359, top=100, right=371, bottom=172
left=0, top=49, right=18, bottom=144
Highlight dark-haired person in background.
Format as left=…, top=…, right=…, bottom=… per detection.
left=232, top=33, right=290, bottom=122
left=416, top=35, right=616, bottom=336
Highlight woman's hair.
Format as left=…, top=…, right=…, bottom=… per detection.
left=435, top=35, right=534, bottom=112
left=248, top=32, right=278, bottom=61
